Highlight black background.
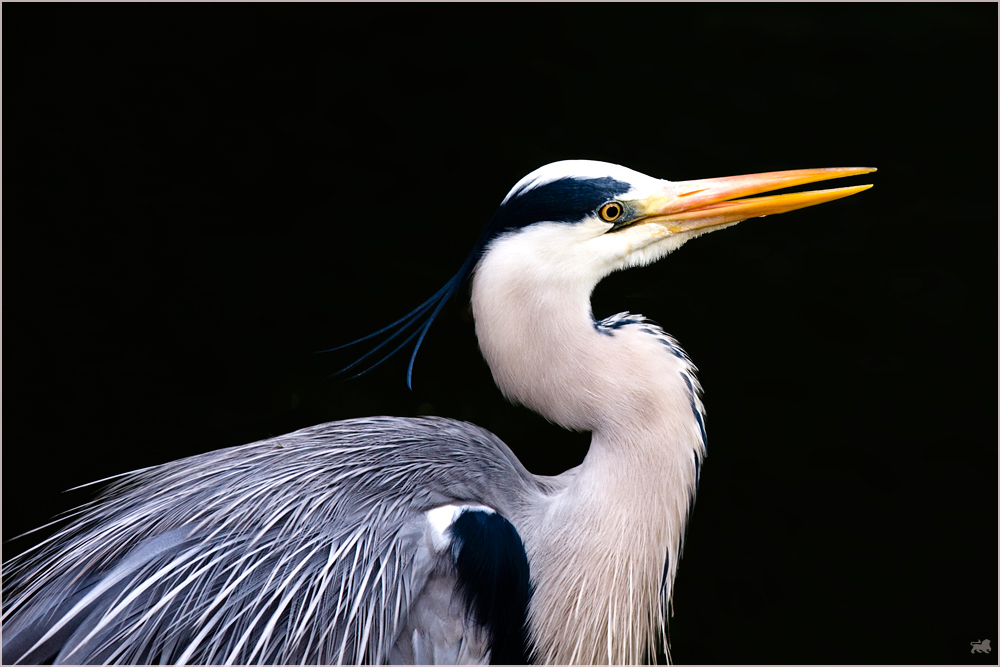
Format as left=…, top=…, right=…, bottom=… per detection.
left=4, top=4, right=996, bottom=664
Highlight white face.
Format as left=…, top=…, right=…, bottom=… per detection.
left=488, top=160, right=727, bottom=287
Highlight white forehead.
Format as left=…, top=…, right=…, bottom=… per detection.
left=502, top=160, right=665, bottom=205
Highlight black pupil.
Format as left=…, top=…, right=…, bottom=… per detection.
left=606, top=205, right=619, bottom=219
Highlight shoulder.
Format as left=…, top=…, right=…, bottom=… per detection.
left=394, top=504, right=532, bottom=664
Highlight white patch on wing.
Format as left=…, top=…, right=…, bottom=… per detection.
left=387, top=504, right=499, bottom=664
left=424, top=504, right=495, bottom=553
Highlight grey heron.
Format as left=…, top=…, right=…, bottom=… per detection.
left=2, top=160, right=874, bottom=664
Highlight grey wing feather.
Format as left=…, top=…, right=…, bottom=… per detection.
left=387, top=513, right=491, bottom=665
left=2, top=417, right=538, bottom=665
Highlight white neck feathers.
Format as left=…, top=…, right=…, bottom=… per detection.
left=471, top=223, right=705, bottom=663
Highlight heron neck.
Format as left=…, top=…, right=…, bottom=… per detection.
left=471, top=241, right=699, bottom=442
left=472, top=239, right=703, bottom=663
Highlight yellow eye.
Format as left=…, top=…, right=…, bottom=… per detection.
left=599, top=202, right=623, bottom=222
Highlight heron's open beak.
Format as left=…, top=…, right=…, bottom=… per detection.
left=636, top=167, right=876, bottom=233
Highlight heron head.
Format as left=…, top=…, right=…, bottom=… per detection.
left=477, top=160, right=876, bottom=286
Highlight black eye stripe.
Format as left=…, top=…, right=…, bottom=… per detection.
left=488, top=176, right=632, bottom=234
left=463, top=174, right=634, bottom=264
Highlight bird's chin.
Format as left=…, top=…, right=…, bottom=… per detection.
left=615, top=222, right=732, bottom=270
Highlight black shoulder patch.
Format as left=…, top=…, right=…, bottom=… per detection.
left=451, top=510, right=533, bottom=664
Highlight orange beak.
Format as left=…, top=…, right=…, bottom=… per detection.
left=636, top=167, right=876, bottom=233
